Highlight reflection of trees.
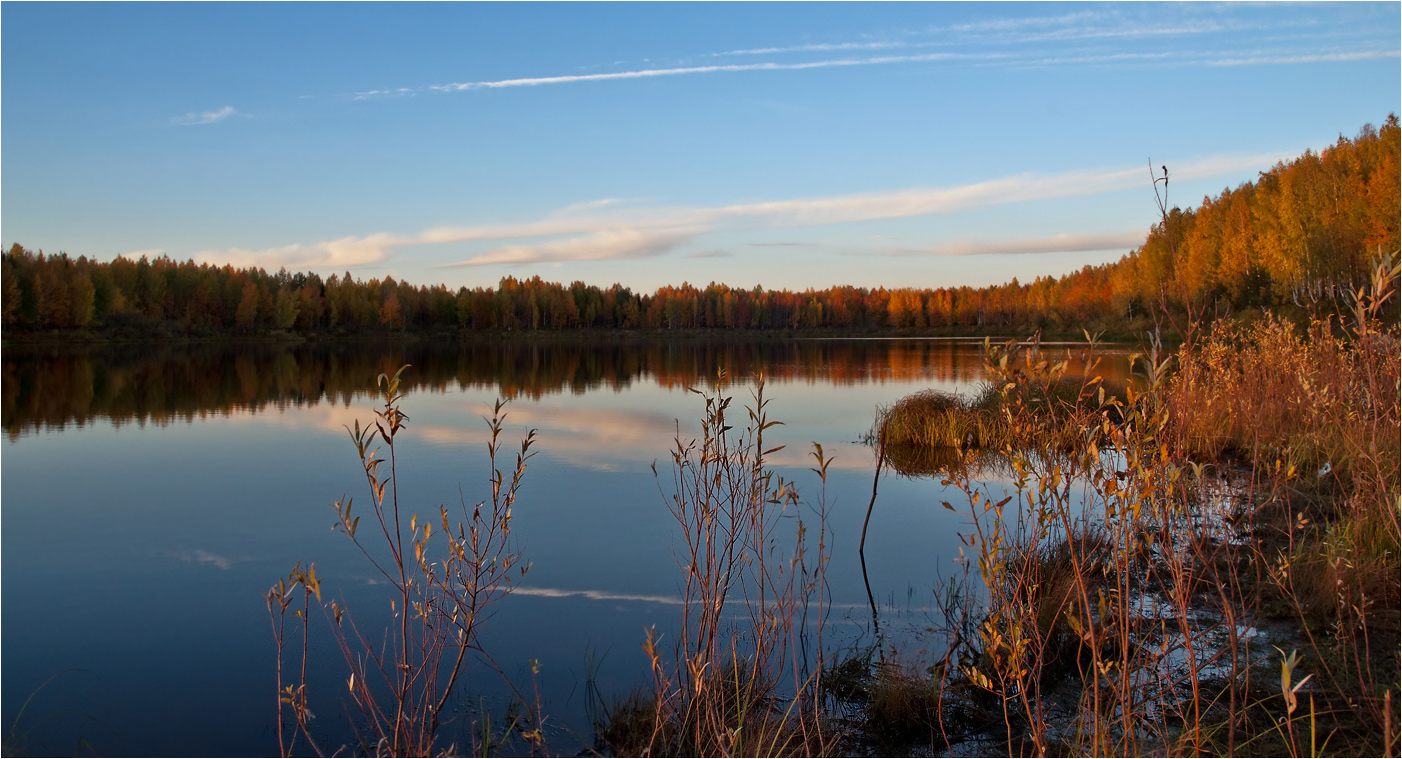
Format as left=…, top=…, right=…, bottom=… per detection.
left=2, top=340, right=1137, bottom=439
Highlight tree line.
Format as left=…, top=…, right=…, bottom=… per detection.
left=3, top=116, right=1396, bottom=339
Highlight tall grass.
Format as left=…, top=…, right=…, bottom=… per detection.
left=267, top=366, right=541, bottom=757
left=595, top=376, right=836, bottom=757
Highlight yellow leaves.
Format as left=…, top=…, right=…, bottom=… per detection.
left=1277, top=647, right=1313, bottom=716
left=965, top=666, right=996, bottom=691
left=1066, top=613, right=1086, bottom=640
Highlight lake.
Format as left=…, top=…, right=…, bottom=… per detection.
left=1, top=337, right=1136, bottom=756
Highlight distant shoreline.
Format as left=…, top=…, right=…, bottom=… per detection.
left=1, top=324, right=1153, bottom=349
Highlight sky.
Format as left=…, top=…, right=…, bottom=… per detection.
left=2, top=2, right=1399, bottom=292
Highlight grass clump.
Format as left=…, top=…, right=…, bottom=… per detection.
left=874, top=388, right=1008, bottom=451
left=872, top=336, right=1129, bottom=472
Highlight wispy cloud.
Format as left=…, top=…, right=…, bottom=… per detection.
left=197, top=152, right=1288, bottom=271
left=435, top=151, right=1281, bottom=265
left=173, top=106, right=241, bottom=126
left=895, top=231, right=1146, bottom=257
left=359, top=43, right=1394, bottom=101
left=353, top=87, right=416, bottom=100
left=464, top=225, right=700, bottom=265
left=707, top=11, right=1237, bottom=57
left=326, top=5, right=1393, bottom=103
left=1208, top=50, right=1400, bottom=67
left=199, top=233, right=409, bottom=269
left=426, top=52, right=979, bottom=93
left=943, top=10, right=1108, bottom=35
left=713, top=40, right=915, bottom=57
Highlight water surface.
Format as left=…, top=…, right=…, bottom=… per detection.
left=1, top=338, right=1135, bottom=756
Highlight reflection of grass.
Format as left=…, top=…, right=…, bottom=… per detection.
left=3, top=673, right=98, bottom=757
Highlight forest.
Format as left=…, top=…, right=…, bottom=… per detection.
left=2, top=116, right=1397, bottom=339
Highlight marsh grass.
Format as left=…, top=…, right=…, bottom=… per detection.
left=1159, top=255, right=1401, bottom=754
left=866, top=252, right=1400, bottom=757
left=871, top=339, right=1128, bottom=460
left=820, top=651, right=950, bottom=755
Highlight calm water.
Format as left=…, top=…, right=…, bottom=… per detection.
left=1, top=338, right=1134, bottom=756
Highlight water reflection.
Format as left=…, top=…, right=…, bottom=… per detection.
left=881, top=443, right=1024, bottom=480
left=3, top=338, right=1135, bottom=440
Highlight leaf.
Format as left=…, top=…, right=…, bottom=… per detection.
left=965, top=666, right=995, bottom=691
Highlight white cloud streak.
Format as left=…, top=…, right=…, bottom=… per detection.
left=898, top=231, right=1147, bottom=258
left=710, top=11, right=1253, bottom=57
left=199, top=233, right=410, bottom=270
left=352, top=42, right=1395, bottom=101
left=1207, top=50, right=1400, bottom=67
left=173, top=106, right=240, bottom=126
left=196, top=152, right=1289, bottom=271
left=428, top=52, right=980, bottom=92
left=320, top=4, right=1392, bottom=103
left=713, top=40, right=915, bottom=57
left=465, top=225, right=702, bottom=265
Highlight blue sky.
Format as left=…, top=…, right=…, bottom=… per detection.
left=3, top=2, right=1398, bottom=291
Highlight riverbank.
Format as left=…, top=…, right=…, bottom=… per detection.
left=843, top=302, right=1400, bottom=756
